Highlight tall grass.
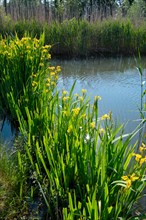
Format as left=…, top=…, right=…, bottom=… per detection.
left=0, top=35, right=145, bottom=219
left=1, top=18, right=146, bottom=57
left=0, top=142, right=28, bottom=219
left=15, top=81, right=146, bottom=219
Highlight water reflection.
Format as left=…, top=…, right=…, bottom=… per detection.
left=0, top=117, right=15, bottom=144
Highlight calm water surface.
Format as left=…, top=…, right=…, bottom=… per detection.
left=55, top=57, right=146, bottom=135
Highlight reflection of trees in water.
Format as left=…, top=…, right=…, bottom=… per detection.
left=55, top=57, right=146, bottom=76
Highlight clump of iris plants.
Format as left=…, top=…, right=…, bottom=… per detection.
left=0, top=35, right=145, bottom=220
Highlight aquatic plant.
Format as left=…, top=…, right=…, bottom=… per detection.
left=0, top=33, right=51, bottom=120
left=15, top=82, right=145, bottom=219
left=0, top=35, right=145, bottom=219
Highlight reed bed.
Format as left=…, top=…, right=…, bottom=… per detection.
left=0, top=35, right=145, bottom=219
left=1, top=17, right=146, bottom=57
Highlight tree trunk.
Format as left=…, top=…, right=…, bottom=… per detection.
left=44, top=0, right=50, bottom=22
left=3, top=0, right=7, bottom=14
left=109, top=3, right=113, bottom=16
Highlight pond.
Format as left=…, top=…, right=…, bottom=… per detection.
left=0, top=56, right=146, bottom=143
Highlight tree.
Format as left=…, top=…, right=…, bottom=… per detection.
left=44, top=0, right=50, bottom=21
left=7, top=0, right=41, bottom=20
left=3, top=0, right=7, bottom=14
left=127, top=0, right=146, bottom=18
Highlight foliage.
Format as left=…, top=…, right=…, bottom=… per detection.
left=0, top=7, right=13, bottom=35
left=1, top=18, right=146, bottom=57
left=0, top=33, right=51, bottom=120
left=127, top=0, right=146, bottom=19
left=0, top=143, right=28, bottom=219
left=1, top=0, right=118, bottom=21
left=1, top=0, right=146, bottom=25
left=0, top=35, right=145, bottom=219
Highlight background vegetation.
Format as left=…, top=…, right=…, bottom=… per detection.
left=1, top=0, right=146, bottom=57
left=1, top=0, right=146, bottom=22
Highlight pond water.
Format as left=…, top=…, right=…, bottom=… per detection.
left=55, top=56, right=146, bottom=140
left=0, top=117, right=15, bottom=144
left=0, top=56, right=146, bottom=143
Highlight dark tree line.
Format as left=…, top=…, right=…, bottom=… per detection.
left=1, top=0, right=146, bottom=22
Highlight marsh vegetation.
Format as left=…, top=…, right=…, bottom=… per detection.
left=1, top=1, right=146, bottom=57
left=0, top=0, right=146, bottom=219
left=0, top=35, right=145, bottom=219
